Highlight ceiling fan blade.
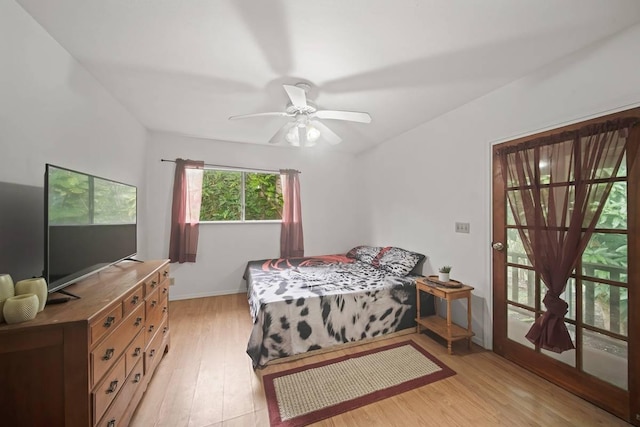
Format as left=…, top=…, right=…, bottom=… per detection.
left=314, top=110, right=372, bottom=123
left=268, top=122, right=294, bottom=144
left=229, top=112, right=290, bottom=120
left=283, top=84, right=307, bottom=108
left=311, top=120, right=342, bottom=145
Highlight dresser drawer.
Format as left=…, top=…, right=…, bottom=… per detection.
left=145, top=316, right=168, bottom=376
left=91, top=303, right=145, bottom=386
left=93, top=356, right=126, bottom=424
left=144, top=273, right=161, bottom=296
left=160, top=265, right=170, bottom=283
left=123, top=287, right=144, bottom=317
left=158, top=279, right=169, bottom=303
left=91, top=305, right=123, bottom=345
left=145, top=287, right=164, bottom=344
left=96, top=359, right=145, bottom=427
left=145, top=302, right=167, bottom=346
left=125, top=331, right=145, bottom=377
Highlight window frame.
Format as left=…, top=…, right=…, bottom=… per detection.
left=199, top=166, right=283, bottom=224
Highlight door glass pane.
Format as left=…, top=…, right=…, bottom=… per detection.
left=539, top=279, right=576, bottom=320
left=540, top=138, right=574, bottom=184
left=616, top=152, right=627, bottom=177
left=595, top=182, right=627, bottom=229
left=507, top=305, right=535, bottom=349
left=582, top=329, right=627, bottom=390
left=542, top=323, right=576, bottom=367
left=582, top=233, right=627, bottom=283
left=505, top=150, right=535, bottom=187
left=507, top=201, right=515, bottom=225
left=582, top=281, right=628, bottom=336
left=506, top=190, right=528, bottom=224
left=507, top=228, right=531, bottom=266
left=540, top=186, right=575, bottom=224
left=507, top=266, right=535, bottom=308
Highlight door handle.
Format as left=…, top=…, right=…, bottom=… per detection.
left=492, top=242, right=505, bottom=251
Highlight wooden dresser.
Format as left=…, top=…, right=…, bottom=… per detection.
left=0, top=259, right=170, bottom=427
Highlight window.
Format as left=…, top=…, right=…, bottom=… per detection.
left=199, top=169, right=283, bottom=222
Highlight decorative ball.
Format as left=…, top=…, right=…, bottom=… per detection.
left=3, top=294, right=39, bottom=324
left=15, top=277, right=48, bottom=312
left=0, top=274, right=14, bottom=301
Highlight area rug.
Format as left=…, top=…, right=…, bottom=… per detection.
left=263, top=340, right=456, bottom=427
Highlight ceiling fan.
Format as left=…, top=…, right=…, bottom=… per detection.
left=229, top=83, right=372, bottom=147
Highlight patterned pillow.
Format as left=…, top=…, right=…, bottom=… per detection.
left=345, top=246, right=383, bottom=265
left=372, top=247, right=425, bottom=276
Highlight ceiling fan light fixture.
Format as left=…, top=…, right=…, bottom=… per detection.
left=231, top=83, right=371, bottom=147
left=285, top=123, right=320, bottom=147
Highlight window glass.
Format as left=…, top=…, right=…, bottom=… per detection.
left=200, top=170, right=282, bottom=222
left=245, top=173, right=282, bottom=220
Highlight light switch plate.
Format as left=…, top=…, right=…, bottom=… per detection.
left=455, top=222, right=470, bottom=233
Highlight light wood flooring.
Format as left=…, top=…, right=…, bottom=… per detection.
left=130, top=293, right=630, bottom=426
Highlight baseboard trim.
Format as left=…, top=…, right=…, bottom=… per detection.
left=169, top=288, right=246, bottom=301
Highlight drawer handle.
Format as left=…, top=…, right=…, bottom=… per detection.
left=134, top=317, right=143, bottom=326
left=163, top=326, right=168, bottom=334
left=163, top=270, right=169, bottom=277
left=104, top=316, right=116, bottom=328
left=151, top=300, right=158, bottom=308
left=131, top=295, right=139, bottom=305
left=107, top=419, right=116, bottom=427
left=162, top=307, right=167, bottom=314
left=134, top=373, right=142, bottom=383
left=149, top=349, right=156, bottom=358
left=150, top=280, right=157, bottom=288
left=162, top=287, right=168, bottom=294
left=102, top=348, right=115, bottom=361
left=133, top=347, right=141, bottom=357
left=148, top=325, right=155, bottom=333
left=106, top=380, right=118, bottom=394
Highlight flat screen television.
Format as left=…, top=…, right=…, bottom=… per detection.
left=44, top=164, right=137, bottom=294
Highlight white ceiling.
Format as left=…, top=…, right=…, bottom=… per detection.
left=16, top=0, right=640, bottom=153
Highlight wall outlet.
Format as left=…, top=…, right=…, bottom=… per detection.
left=169, top=277, right=175, bottom=286
left=455, top=222, right=470, bottom=233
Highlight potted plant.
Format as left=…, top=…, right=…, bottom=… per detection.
left=438, top=266, right=452, bottom=282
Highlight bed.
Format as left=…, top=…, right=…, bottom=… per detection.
left=245, top=246, right=433, bottom=368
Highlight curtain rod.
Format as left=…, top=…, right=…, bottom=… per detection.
left=160, top=159, right=300, bottom=174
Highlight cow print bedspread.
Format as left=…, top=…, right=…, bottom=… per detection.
left=244, top=255, right=430, bottom=368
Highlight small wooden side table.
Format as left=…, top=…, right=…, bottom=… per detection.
left=415, top=276, right=474, bottom=354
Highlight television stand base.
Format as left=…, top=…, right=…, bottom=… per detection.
left=57, top=289, right=81, bottom=299
left=124, top=257, right=144, bottom=263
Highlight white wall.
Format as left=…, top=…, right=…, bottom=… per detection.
left=145, top=132, right=363, bottom=300
left=358, top=23, right=640, bottom=349
left=0, top=1, right=149, bottom=255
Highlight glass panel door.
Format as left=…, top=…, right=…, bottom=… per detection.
left=492, top=108, right=640, bottom=424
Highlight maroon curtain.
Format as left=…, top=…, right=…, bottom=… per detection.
left=169, top=159, right=204, bottom=263
left=498, top=118, right=637, bottom=352
left=280, top=169, right=304, bottom=258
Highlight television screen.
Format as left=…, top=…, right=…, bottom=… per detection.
left=45, top=164, right=137, bottom=293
